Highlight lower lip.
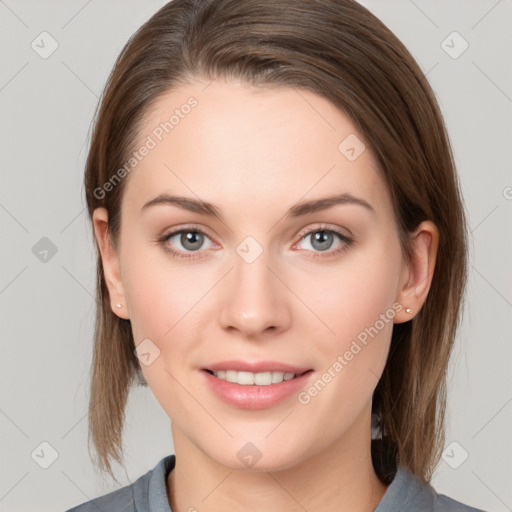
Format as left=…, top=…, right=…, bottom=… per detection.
left=202, top=370, right=314, bottom=410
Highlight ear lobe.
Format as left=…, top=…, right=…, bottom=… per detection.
left=394, top=221, right=439, bottom=324
left=92, top=207, right=129, bottom=319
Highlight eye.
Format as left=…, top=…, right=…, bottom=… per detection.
left=294, top=226, right=353, bottom=258
left=158, top=225, right=216, bottom=260
left=158, top=224, right=353, bottom=261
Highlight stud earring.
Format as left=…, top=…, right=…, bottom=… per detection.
left=405, top=308, right=412, bottom=314
left=116, top=303, right=122, bottom=308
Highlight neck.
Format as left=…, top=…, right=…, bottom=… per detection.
left=167, top=406, right=388, bottom=512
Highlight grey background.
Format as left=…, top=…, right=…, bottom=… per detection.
left=0, top=1, right=510, bottom=510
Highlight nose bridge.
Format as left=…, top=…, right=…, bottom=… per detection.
left=218, top=240, right=291, bottom=336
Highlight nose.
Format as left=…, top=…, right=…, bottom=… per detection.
left=218, top=249, right=292, bottom=339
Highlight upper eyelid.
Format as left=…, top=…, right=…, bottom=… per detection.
left=296, top=223, right=352, bottom=239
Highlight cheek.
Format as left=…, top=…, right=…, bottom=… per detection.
left=120, top=238, right=190, bottom=346
left=120, top=239, right=217, bottom=386
left=312, top=237, right=402, bottom=346
left=296, top=242, right=401, bottom=426
left=298, top=235, right=402, bottom=413
left=120, top=244, right=199, bottom=410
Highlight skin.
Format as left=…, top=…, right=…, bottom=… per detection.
left=93, top=78, right=438, bottom=512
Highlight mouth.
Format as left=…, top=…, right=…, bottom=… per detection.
left=203, top=368, right=313, bottom=386
left=201, top=364, right=315, bottom=410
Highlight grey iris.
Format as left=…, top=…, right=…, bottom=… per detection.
left=311, top=231, right=334, bottom=251
left=181, top=231, right=204, bottom=251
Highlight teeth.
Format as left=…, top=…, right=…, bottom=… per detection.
left=212, top=370, right=297, bottom=385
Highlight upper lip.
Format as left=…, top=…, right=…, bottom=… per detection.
left=203, top=360, right=312, bottom=375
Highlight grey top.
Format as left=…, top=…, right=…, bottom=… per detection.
left=65, top=453, right=487, bottom=512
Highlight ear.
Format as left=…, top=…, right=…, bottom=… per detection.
left=92, top=207, right=129, bottom=319
left=394, top=220, right=439, bottom=324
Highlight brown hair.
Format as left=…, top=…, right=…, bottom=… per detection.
left=84, top=0, right=468, bottom=484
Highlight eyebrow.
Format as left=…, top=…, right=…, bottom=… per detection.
left=140, top=192, right=375, bottom=219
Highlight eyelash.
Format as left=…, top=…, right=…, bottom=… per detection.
left=157, top=223, right=354, bottom=261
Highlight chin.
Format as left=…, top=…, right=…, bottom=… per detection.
left=207, top=442, right=308, bottom=473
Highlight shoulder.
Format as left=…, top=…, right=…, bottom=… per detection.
left=375, top=464, right=488, bottom=512
left=64, top=483, right=135, bottom=512
left=434, top=493, right=488, bottom=512
left=63, top=454, right=175, bottom=512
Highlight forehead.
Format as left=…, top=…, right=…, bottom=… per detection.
left=122, top=78, right=390, bottom=219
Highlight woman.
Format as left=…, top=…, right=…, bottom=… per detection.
left=66, top=0, right=486, bottom=510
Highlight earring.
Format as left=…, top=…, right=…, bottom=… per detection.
left=405, top=308, right=412, bottom=314
left=116, top=303, right=122, bottom=308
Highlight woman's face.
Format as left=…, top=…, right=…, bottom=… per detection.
left=96, top=78, right=415, bottom=471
